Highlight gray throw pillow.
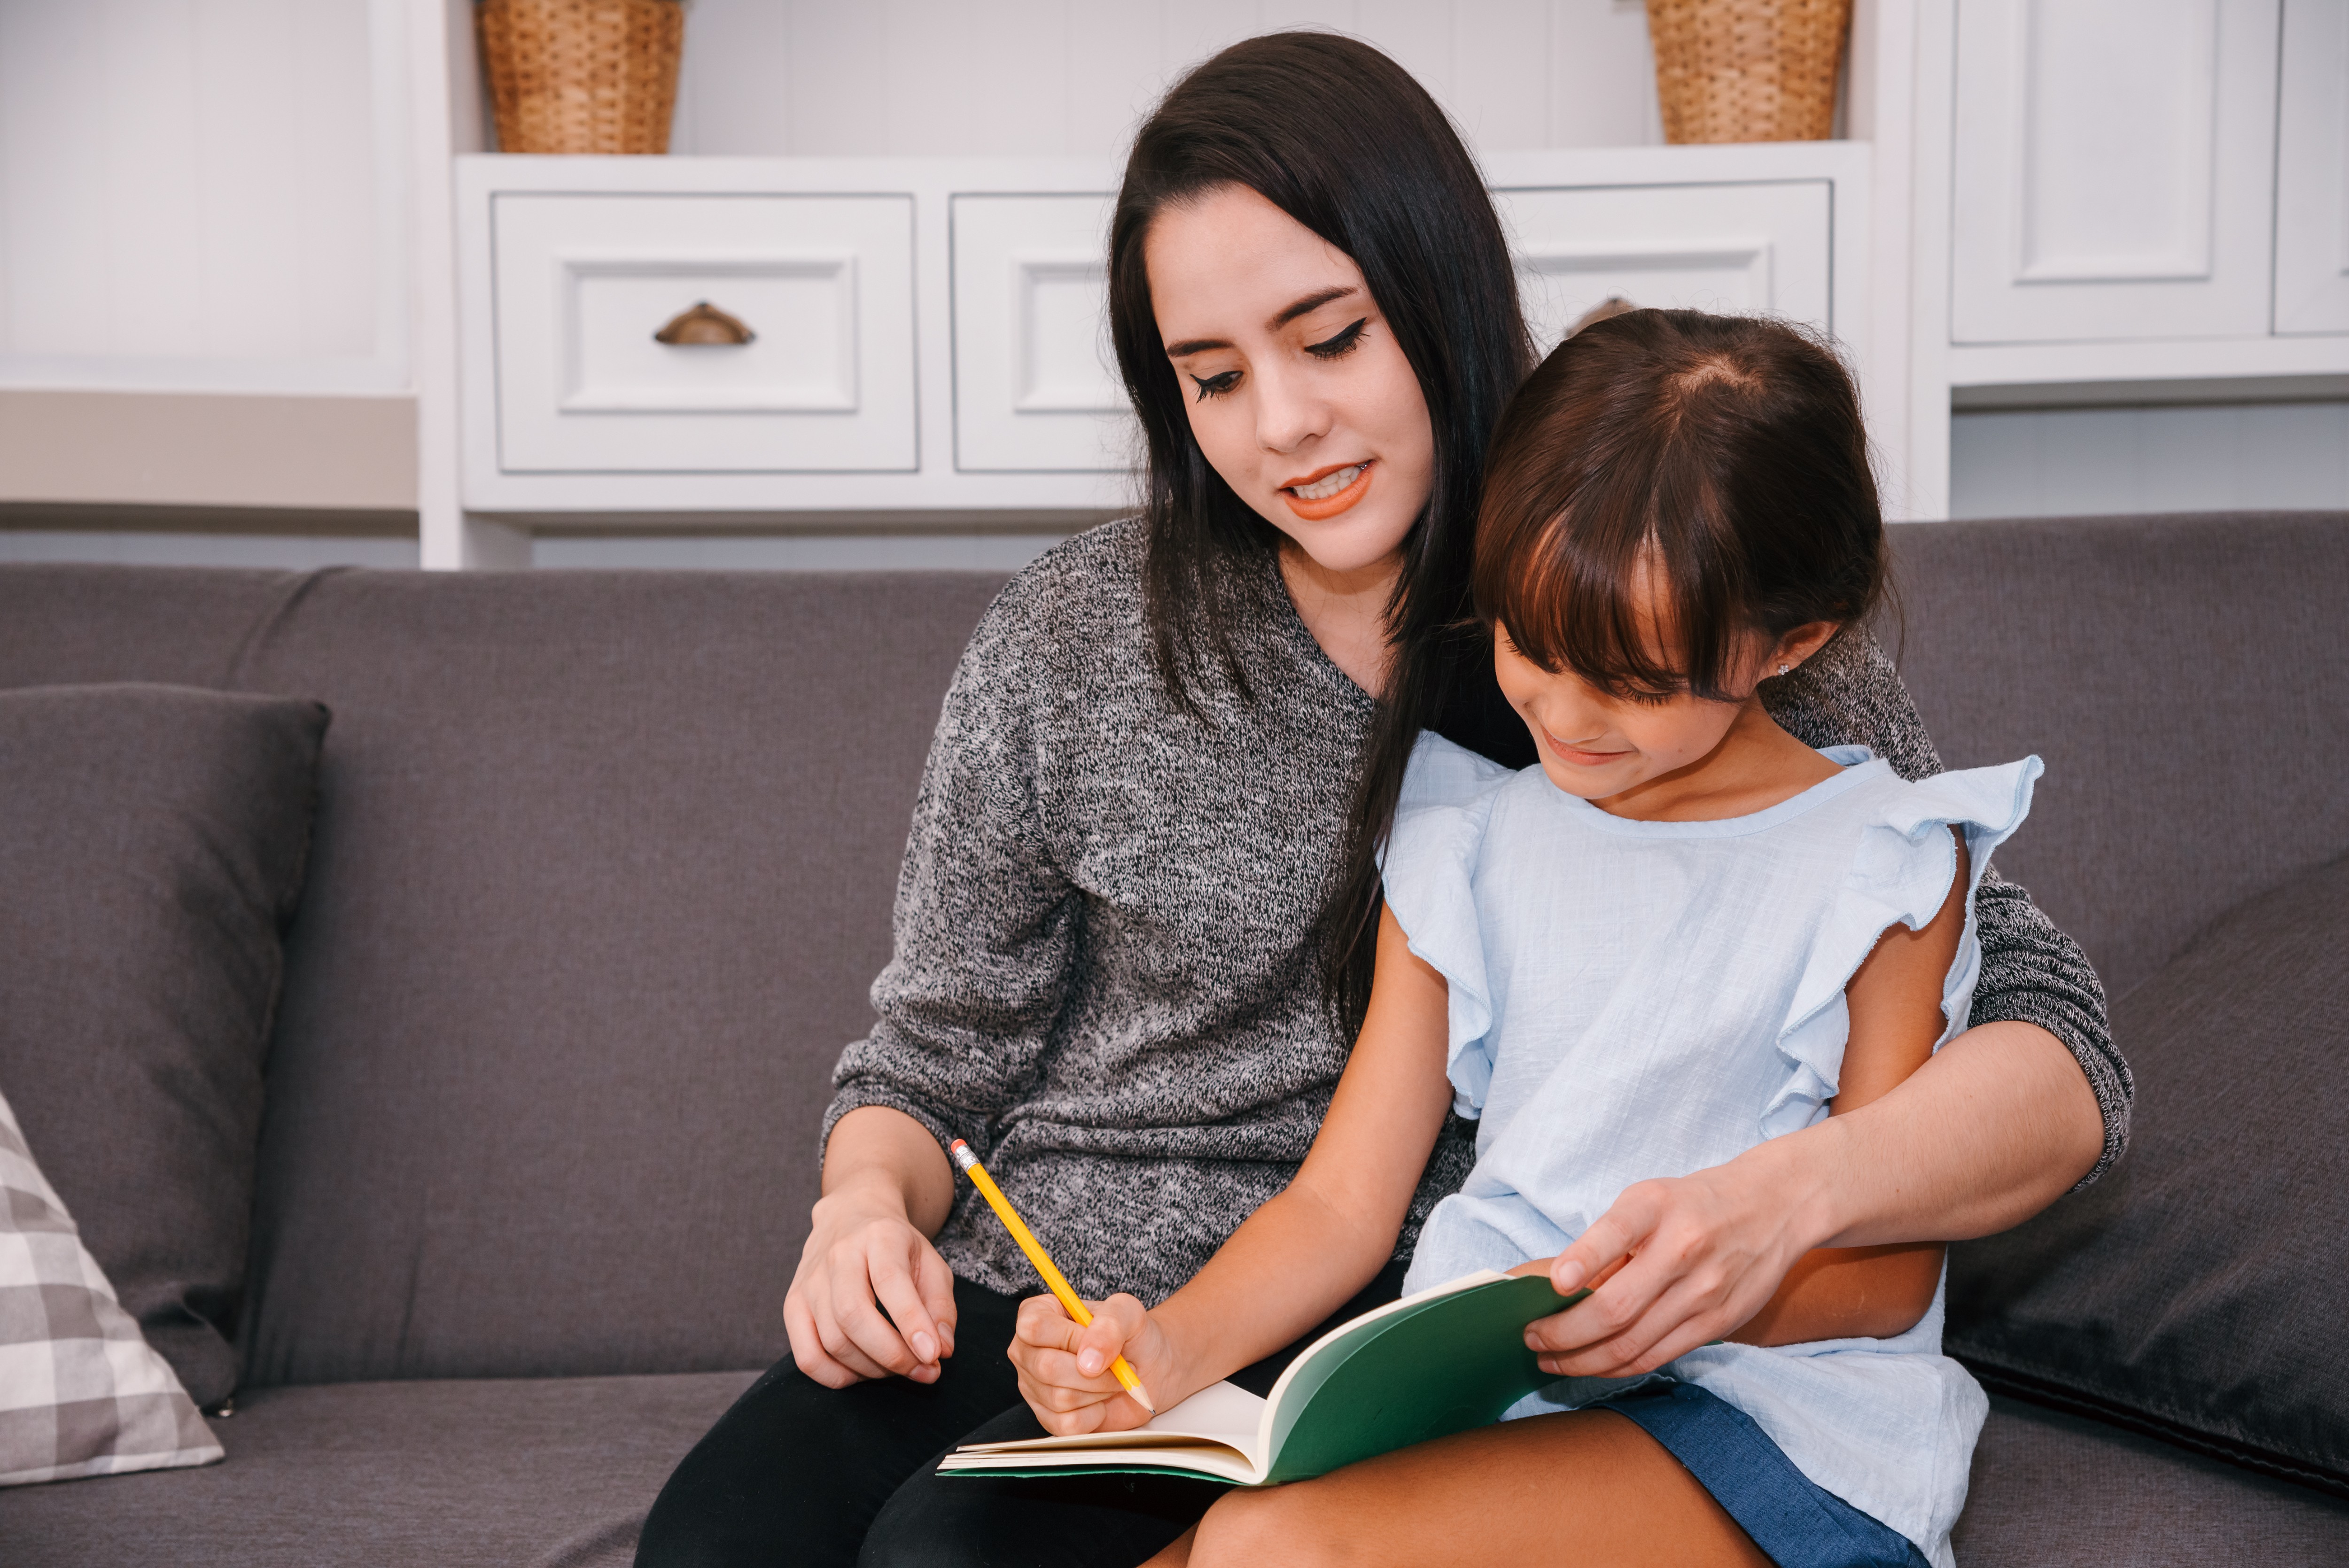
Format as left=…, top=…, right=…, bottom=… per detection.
left=1946, top=853, right=2349, bottom=1498
left=0, top=683, right=327, bottom=1408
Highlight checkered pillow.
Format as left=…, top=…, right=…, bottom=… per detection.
left=0, top=1085, right=222, bottom=1486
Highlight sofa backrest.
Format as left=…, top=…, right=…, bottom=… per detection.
left=1, top=511, right=2342, bottom=1385
left=1880, top=513, right=2348, bottom=1001
left=1, top=565, right=1003, bottom=1387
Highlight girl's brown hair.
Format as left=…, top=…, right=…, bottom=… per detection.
left=1473, top=308, right=1886, bottom=699
left=1322, top=307, right=1886, bottom=1029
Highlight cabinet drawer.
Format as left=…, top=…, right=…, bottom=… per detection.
left=491, top=193, right=916, bottom=474
left=1494, top=181, right=1833, bottom=354
left=951, top=193, right=1135, bottom=473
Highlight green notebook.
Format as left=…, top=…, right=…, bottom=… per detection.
left=938, top=1270, right=1583, bottom=1487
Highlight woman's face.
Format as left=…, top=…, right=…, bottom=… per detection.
left=1143, top=185, right=1436, bottom=576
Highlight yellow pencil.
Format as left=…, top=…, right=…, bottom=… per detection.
left=948, top=1139, right=1156, bottom=1414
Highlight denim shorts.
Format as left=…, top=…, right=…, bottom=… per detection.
left=1596, top=1381, right=1932, bottom=1568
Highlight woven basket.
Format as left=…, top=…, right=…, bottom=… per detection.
left=478, top=0, right=684, bottom=155
left=1647, top=0, right=1851, bottom=145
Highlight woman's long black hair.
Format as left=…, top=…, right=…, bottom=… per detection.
left=1106, top=31, right=1534, bottom=1035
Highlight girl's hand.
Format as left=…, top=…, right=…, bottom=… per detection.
left=1011, top=1292, right=1177, bottom=1436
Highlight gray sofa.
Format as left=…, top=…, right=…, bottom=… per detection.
left=0, top=513, right=2343, bottom=1566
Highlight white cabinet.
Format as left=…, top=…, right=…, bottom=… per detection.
left=1496, top=182, right=1834, bottom=354
left=489, top=192, right=917, bottom=474
left=950, top=194, right=1134, bottom=472
left=1950, top=0, right=2282, bottom=343
left=2275, top=0, right=2349, bottom=334
left=454, top=146, right=1870, bottom=517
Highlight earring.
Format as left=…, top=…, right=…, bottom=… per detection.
left=1777, top=663, right=1790, bottom=676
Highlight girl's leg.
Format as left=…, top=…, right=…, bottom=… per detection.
left=634, top=1282, right=1024, bottom=1568
left=1159, top=1410, right=1773, bottom=1568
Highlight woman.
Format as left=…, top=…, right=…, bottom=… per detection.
left=635, top=33, right=2121, bottom=1568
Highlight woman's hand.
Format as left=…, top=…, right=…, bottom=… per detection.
left=1011, top=1292, right=1181, bottom=1436
left=784, top=1179, right=960, bottom=1387
left=785, top=1107, right=961, bottom=1388
left=1520, top=1163, right=1821, bottom=1377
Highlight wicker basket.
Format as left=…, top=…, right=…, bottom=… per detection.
left=478, top=0, right=684, bottom=155
left=1647, top=0, right=1851, bottom=145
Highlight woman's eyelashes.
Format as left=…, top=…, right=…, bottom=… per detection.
left=1181, top=319, right=1371, bottom=401
left=1305, top=317, right=1369, bottom=359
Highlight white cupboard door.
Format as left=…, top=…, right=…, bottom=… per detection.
left=951, top=194, right=1136, bottom=472
left=492, top=194, right=917, bottom=474
left=2276, top=0, right=2349, bottom=334
left=1494, top=181, right=1835, bottom=355
left=1951, top=0, right=2281, bottom=343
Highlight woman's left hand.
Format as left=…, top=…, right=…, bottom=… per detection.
left=1521, top=1160, right=1819, bottom=1378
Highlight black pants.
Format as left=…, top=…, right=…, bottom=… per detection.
left=634, top=1262, right=1409, bottom=1568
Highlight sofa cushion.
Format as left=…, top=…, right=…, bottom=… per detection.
left=1953, top=1396, right=2349, bottom=1567
left=0, top=1370, right=757, bottom=1568
left=1947, top=854, right=2349, bottom=1496
left=0, top=1086, right=222, bottom=1486
left=0, top=684, right=327, bottom=1407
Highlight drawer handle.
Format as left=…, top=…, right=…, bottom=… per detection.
left=654, top=302, right=756, bottom=346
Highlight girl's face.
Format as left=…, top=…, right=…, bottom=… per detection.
left=1493, top=594, right=1838, bottom=810
left=1143, top=185, right=1436, bottom=577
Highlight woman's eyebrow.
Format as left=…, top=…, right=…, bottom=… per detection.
left=1270, top=285, right=1357, bottom=329
left=1162, top=285, right=1362, bottom=357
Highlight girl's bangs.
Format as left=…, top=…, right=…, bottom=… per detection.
left=1480, top=463, right=1740, bottom=702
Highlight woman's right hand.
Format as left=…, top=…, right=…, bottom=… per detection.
left=784, top=1177, right=960, bottom=1387
left=1010, top=1291, right=1176, bottom=1435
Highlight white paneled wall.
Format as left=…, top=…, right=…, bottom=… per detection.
left=0, top=0, right=401, bottom=393
left=668, top=0, right=1664, bottom=159
left=1949, top=401, right=2349, bottom=520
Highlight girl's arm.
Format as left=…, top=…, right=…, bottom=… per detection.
left=1727, top=833, right=1968, bottom=1345
left=1012, top=907, right=1455, bottom=1434
left=1527, top=831, right=2103, bottom=1377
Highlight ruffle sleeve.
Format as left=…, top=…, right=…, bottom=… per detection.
left=1763, top=757, right=2045, bottom=1137
left=1378, top=733, right=1514, bottom=1117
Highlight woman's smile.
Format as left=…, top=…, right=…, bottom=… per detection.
left=1282, top=459, right=1375, bottom=520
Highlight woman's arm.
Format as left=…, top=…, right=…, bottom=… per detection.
left=1011, top=908, right=1455, bottom=1434
left=789, top=577, right=1081, bottom=1388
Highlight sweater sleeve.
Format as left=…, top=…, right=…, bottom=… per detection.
left=1760, top=628, right=2131, bottom=1187
left=820, top=572, right=1080, bottom=1163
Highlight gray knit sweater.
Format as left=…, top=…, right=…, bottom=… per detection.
left=825, top=519, right=2128, bottom=1304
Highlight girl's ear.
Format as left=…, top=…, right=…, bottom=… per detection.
left=1771, top=621, right=1841, bottom=674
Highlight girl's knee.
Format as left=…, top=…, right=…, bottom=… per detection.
left=1190, top=1483, right=1351, bottom=1568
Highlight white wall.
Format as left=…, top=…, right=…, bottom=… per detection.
left=669, top=0, right=1664, bottom=159
left=1949, top=400, right=2349, bottom=520
left=0, top=0, right=401, bottom=394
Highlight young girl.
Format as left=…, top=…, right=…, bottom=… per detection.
left=1011, top=310, right=2036, bottom=1568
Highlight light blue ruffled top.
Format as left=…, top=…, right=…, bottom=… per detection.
left=1385, top=733, right=2042, bottom=1568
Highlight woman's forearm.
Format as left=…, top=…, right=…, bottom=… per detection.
left=820, top=1104, right=958, bottom=1236
left=1776, top=1019, right=2105, bottom=1251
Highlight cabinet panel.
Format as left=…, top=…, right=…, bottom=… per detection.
left=492, top=194, right=916, bottom=473
left=2276, top=0, right=2349, bottom=334
left=1951, top=0, right=2280, bottom=343
left=951, top=194, right=1135, bottom=473
left=1495, top=181, right=1834, bottom=355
